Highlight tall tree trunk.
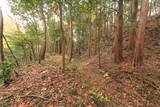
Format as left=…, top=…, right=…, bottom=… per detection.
left=68, top=7, right=73, bottom=62
left=149, top=0, right=152, bottom=17
left=0, top=8, right=4, bottom=63
left=39, top=19, right=47, bottom=62
left=59, top=2, right=65, bottom=71
left=112, top=1, right=116, bottom=32
left=39, top=1, right=47, bottom=63
left=58, top=40, right=62, bottom=54
left=30, top=42, right=36, bottom=61
left=97, top=24, right=101, bottom=68
left=94, top=32, right=97, bottom=55
left=128, top=0, right=138, bottom=50
left=113, top=0, right=123, bottom=63
left=32, top=16, right=40, bottom=61
left=133, top=0, right=149, bottom=66
left=88, top=16, right=92, bottom=57
left=96, top=5, right=101, bottom=68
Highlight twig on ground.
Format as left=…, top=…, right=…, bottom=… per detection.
left=0, top=92, right=48, bottom=100
left=0, top=92, right=12, bottom=95
left=19, top=95, right=48, bottom=100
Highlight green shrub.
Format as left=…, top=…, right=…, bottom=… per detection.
left=74, top=99, right=85, bottom=107
left=136, top=85, right=148, bottom=95
left=71, top=65, right=80, bottom=71
left=89, top=90, right=108, bottom=107
left=68, top=88, right=78, bottom=95
left=0, top=61, right=13, bottom=84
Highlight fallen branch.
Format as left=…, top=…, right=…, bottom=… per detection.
left=0, top=92, right=12, bottom=95
left=19, top=95, right=48, bottom=100
left=0, top=92, right=48, bottom=100
left=0, top=94, right=13, bottom=101
left=142, top=78, right=159, bottom=90
left=0, top=92, right=14, bottom=104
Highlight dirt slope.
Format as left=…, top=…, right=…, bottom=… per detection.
left=0, top=17, right=160, bottom=107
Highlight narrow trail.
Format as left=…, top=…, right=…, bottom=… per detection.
left=78, top=59, right=107, bottom=91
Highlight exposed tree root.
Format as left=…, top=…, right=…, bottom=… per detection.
left=0, top=92, right=48, bottom=101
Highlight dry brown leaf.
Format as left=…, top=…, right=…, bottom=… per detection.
left=47, top=104, right=54, bottom=107
left=86, top=105, right=93, bottom=107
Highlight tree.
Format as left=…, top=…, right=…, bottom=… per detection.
left=0, top=7, right=4, bottom=63
left=133, top=0, right=149, bottom=66
left=59, top=1, right=65, bottom=71
left=97, top=14, right=101, bottom=68
left=112, top=0, right=123, bottom=63
left=67, top=4, right=73, bottom=62
left=9, top=0, right=52, bottom=63
left=38, top=3, right=48, bottom=63
left=69, top=8, right=73, bottom=62
left=128, top=0, right=138, bottom=50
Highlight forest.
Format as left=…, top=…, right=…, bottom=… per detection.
left=0, top=0, right=160, bottom=107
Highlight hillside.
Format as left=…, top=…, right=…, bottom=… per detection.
left=0, top=17, right=160, bottom=107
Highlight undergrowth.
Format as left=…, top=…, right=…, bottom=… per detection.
left=89, top=90, right=108, bottom=107
left=0, top=61, right=13, bottom=84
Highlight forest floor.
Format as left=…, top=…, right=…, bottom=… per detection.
left=0, top=17, right=160, bottom=107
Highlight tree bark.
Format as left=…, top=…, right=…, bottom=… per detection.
left=113, top=0, right=123, bottom=63
left=39, top=19, right=47, bottom=62
left=39, top=7, right=47, bottom=63
left=97, top=24, right=101, bottom=68
left=59, top=2, right=65, bottom=71
left=88, top=16, right=92, bottom=57
left=128, top=0, right=138, bottom=50
left=0, top=8, right=4, bottom=63
left=30, top=42, right=36, bottom=61
left=68, top=7, right=73, bottom=62
left=133, top=0, right=149, bottom=66
left=149, top=0, right=152, bottom=17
